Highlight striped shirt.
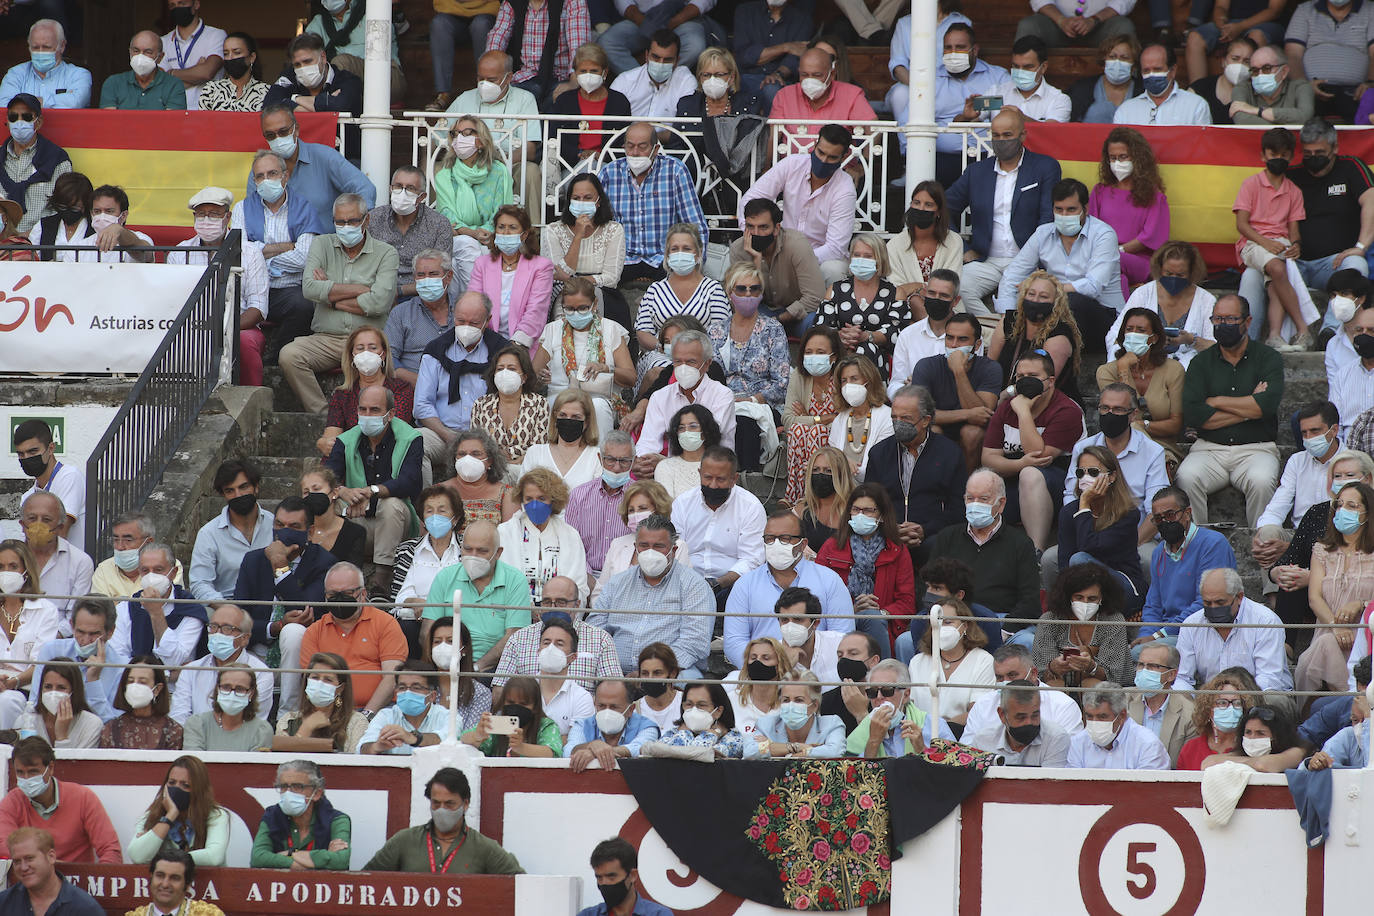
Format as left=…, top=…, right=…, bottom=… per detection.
left=634, top=276, right=729, bottom=334
left=230, top=197, right=316, bottom=288
left=563, top=478, right=631, bottom=575
left=1284, top=0, right=1374, bottom=84
left=587, top=562, right=716, bottom=673
left=492, top=619, right=622, bottom=689
left=598, top=155, right=708, bottom=266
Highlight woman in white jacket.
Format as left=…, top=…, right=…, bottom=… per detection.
left=497, top=468, right=589, bottom=604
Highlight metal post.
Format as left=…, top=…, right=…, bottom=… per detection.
left=928, top=601, right=941, bottom=745
left=445, top=590, right=464, bottom=744
left=1366, top=682, right=1373, bottom=768
left=903, top=0, right=938, bottom=192
left=360, top=0, right=394, bottom=198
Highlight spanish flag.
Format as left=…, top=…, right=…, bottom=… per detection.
left=2, top=110, right=339, bottom=245
left=1025, top=122, right=1374, bottom=270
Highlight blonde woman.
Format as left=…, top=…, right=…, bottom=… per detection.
left=532, top=276, right=635, bottom=438
left=300, top=466, right=366, bottom=568
left=1058, top=446, right=1145, bottom=612
left=815, top=233, right=910, bottom=380
left=522, top=388, right=603, bottom=492
left=792, top=446, right=857, bottom=553
left=988, top=270, right=1085, bottom=404
left=0, top=540, right=60, bottom=710
left=317, top=326, right=414, bottom=458
left=497, top=468, right=590, bottom=602
left=673, top=47, right=764, bottom=206
left=435, top=115, right=513, bottom=265
left=633, top=223, right=729, bottom=356
left=591, top=480, right=691, bottom=602
left=828, top=355, right=893, bottom=480
left=709, top=261, right=789, bottom=472
left=723, top=636, right=793, bottom=738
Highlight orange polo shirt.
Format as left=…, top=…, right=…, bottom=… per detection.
left=299, top=606, right=409, bottom=706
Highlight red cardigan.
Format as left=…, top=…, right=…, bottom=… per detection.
left=815, top=536, right=917, bottom=649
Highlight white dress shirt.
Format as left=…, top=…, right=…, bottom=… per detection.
left=0, top=599, right=61, bottom=676
left=992, top=77, right=1071, bottom=122
left=395, top=534, right=464, bottom=603
left=1067, top=717, right=1171, bottom=769
left=168, top=650, right=275, bottom=724
left=1175, top=597, right=1292, bottom=692
left=967, top=719, right=1072, bottom=766
left=20, top=462, right=86, bottom=552
left=1331, top=359, right=1374, bottom=439
left=110, top=600, right=205, bottom=669
left=542, top=676, right=595, bottom=740
left=988, top=157, right=1021, bottom=259
left=1114, top=85, right=1213, bottom=126
left=1107, top=282, right=1217, bottom=367
left=908, top=648, right=996, bottom=721
left=888, top=319, right=950, bottom=396
left=995, top=215, right=1124, bottom=314
left=636, top=377, right=738, bottom=455
left=38, top=537, right=94, bottom=619
left=611, top=64, right=698, bottom=119
left=738, top=153, right=858, bottom=264
left=963, top=682, right=1085, bottom=737
left=670, top=485, right=766, bottom=579
left=1063, top=428, right=1170, bottom=516
left=1255, top=443, right=1343, bottom=528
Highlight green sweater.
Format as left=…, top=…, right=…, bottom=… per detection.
left=363, top=824, right=524, bottom=875
left=249, top=811, right=352, bottom=870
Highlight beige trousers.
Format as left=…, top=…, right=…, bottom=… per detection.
left=280, top=333, right=348, bottom=414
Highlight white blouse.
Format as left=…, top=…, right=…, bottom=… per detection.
left=654, top=456, right=702, bottom=499
left=1108, top=282, right=1216, bottom=368
left=0, top=599, right=62, bottom=675
left=521, top=442, right=603, bottom=492
left=908, top=648, right=996, bottom=721
left=722, top=669, right=776, bottom=739
left=537, top=316, right=630, bottom=402
left=637, top=692, right=683, bottom=735
left=828, top=405, right=894, bottom=481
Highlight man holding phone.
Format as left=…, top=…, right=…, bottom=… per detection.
left=930, top=23, right=1007, bottom=187
left=24, top=597, right=125, bottom=724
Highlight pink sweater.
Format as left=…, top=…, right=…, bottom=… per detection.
left=0, top=782, right=122, bottom=863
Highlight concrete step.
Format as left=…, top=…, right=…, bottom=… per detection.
left=263, top=411, right=327, bottom=459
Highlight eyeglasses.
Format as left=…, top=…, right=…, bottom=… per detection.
left=275, top=783, right=314, bottom=794
left=1074, top=467, right=1105, bottom=479
left=732, top=284, right=763, bottom=295
left=1211, top=316, right=1245, bottom=326
left=206, top=624, right=244, bottom=636
left=1135, top=661, right=1174, bottom=673
left=540, top=598, right=577, bottom=608
left=1249, top=64, right=1282, bottom=75
left=7, top=112, right=36, bottom=123
left=453, top=127, right=478, bottom=137
left=601, top=455, right=633, bottom=469
left=1213, top=698, right=1243, bottom=709
left=262, top=126, right=294, bottom=140
left=1149, top=507, right=1187, bottom=525
left=218, top=686, right=252, bottom=698
left=335, top=217, right=365, bottom=227
left=762, top=534, right=803, bottom=545
left=1098, top=405, right=1134, bottom=416
left=865, top=686, right=899, bottom=699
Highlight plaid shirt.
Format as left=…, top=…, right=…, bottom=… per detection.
left=486, top=0, right=591, bottom=84
left=587, top=561, right=715, bottom=672
left=491, top=619, right=622, bottom=689
left=5, top=140, right=72, bottom=234
left=1350, top=403, right=1374, bottom=458
left=598, top=155, right=708, bottom=266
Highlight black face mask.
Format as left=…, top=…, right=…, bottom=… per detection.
left=923, top=296, right=952, bottom=321
left=598, top=878, right=632, bottom=909
left=835, top=657, right=869, bottom=682
left=1006, top=722, right=1041, bottom=746
left=170, top=5, right=195, bottom=27
left=1098, top=411, right=1131, bottom=440
left=892, top=419, right=920, bottom=444
left=1303, top=153, right=1331, bottom=174
left=1355, top=333, right=1374, bottom=359
left=326, top=592, right=360, bottom=619
left=702, top=484, right=731, bottom=509
left=1014, top=376, right=1045, bottom=399
left=746, top=659, right=778, bottom=681
left=56, top=207, right=83, bottom=227
left=1265, top=157, right=1289, bottom=176
left=303, top=492, right=331, bottom=519
left=226, top=492, right=257, bottom=516
left=750, top=232, right=776, bottom=253
left=555, top=417, right=585, bottom=442
left=1203, top=602, right=1236, bottom=624
left=18, top=454, right=47, bottom=478
left=810, top=472, right=835, bottom=499
left=1213, top=322, right=1246, bottom=348
left=166, top=785, right=192, bottom=811
left=222, top=57, right=250, bottom=79
left=1022, top=301, right=1053, bottom=323
left=501, top=703, right=534, bottom=728
left=906, top=208, right=936, bottom=231
left=640, top=680, right=668, bottom=698
left=1157, top=519, right=1187, bottom=545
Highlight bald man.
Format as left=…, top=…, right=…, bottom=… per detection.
left=422, top=519, right=534, bottom=671
left=443, top=51, right=542, bottom=209
left=19, top=490, right=94, bottom=619
left=100, top=31, right=187, bottom=109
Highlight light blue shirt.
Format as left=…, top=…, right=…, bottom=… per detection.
left=881, top=706, right=956, bottom=756
left=1067, top=717, right=1171, bottom=769
left=933, top=58, right=1007, bottom=154
left=357, top=701, right=451, bottom=753
left=743, top=711, right=847, bottom=758
left=1175, top=597, right=1292, bottom=693
left=31, top=639, right=128, bottom=722
left=1142, top=695, right=1168, bottom=738
left=564, top=711, right=660, bottom=757
left=1063, top=428, right=1170, bottom=516
left=413, top=335, right=490, bottom=431
left=722, top=559, right=855, bottom=668
left=266, top=140, right=375, bottom=231
left=889, top=13, right=973, bottom=76
left=995, top=215, right=1124, bottom=314
left=1113, top=85, right=1213, bottom=126
left=1318, top=720, right=1370, bottom=769
left=0, top=60, right=92, bottom=109
left=188, top=505, right=276, bottom=601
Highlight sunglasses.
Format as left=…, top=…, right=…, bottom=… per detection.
left=7, top=112, right=36, bottom=123
left=1248, top=706, right=1276, bottom=722
left=1075, top=467, right=1106, bottom=479
left=865, top=686, right=899, bottom=699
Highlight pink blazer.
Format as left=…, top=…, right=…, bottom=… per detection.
left=470, top=252, right=555, bottom=345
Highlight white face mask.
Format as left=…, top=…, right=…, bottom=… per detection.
left=460, top=554, right=492, bottom=580
left=352, top=350, right=383, bottom=376
left=937, top=624, right=961, bottom=652
left=942, top=52, right=971, bottom=75
left=1224, top=61, right=1250, bottom=85
left=124, top=682, right=155, bottom=710
left=674, top=364, right=701, bottom=391
left=452, top=135, right=478, bottom=160
left=576, top=72, right=604, bottom=93
left=701, top=76, right=728, bottom=100
left=477, top=78, right=505, bottom=103
left=390, top=188, right=419, bottom=216
left=91, top=212, right=120, bottom=232
left=1242, top=736, right=1272, bottom=757
left=637, top=547, right=670, bottom=578
left=455, top=454, right=487, bottom=482
left=494, top=368, right=522, bottom=395
left=842, top=383, right=868, bottom=407
left=194, top=215, right=226, bottom=243
left=778, top=621, right=811, bottom=647
left=537, top=644, right=568, bottom=673
left=765, top=539, right=800, bottom=571
left=141, top=573, right=172, bottom=598
left=682, top=706, right=715, bottom=732
left=596, top=708, right=627, bottom=735
left=1071, top=600, right=1100, bottom=622
left=294, top=63, right=324, bottom=88
left=800, top=76, right=829, bottom=100
left=455, top=324, right=483, bottom=348
left=431, top=642, right=455, bottom=669
left=41, top=690, right=68, bottom=716
left=627, top=154, right=654, bottom=176
left=0, top=571, right=25, bottom=594
left=130, top=53, right=158, bottom=77
left=1085, top=719, right=1118, bottom=747
left=1109, top=159, right=1133, bottom=181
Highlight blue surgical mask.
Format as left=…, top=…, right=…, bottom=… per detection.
left=113, top=546, right=141, bottom=572
left=666, top=251, right=697, bottom=275
left=269, top=133, right=298, bottom=160
left=945, top=345, right=974, bottom=359
left=803, top=354, right=832, bottom=376
left=568, top=200, right=597, bottom=218
left=256, top=178, right=285, bottom=203
left=1142, top=73, right=1171, bottom=96
left=425, top=514, right=454, bottom=539
left=8, top=120, right=35, bottom=146
left=396, top=689, right=429, bottom=717
left=965, top=501, right=996, bottom=528
left=1134, top=668, right=1163, bottom=694
left=1103, top=58, right=1132, bottom=84
left=1054, top=214, right=1083, bottom=237
left=1334, top=507, right=1364, bottom=534
left=1212, top=706, right=1242, bottom=732
left=217, top=689, right=251, bottom=715
left=646, top=60, right=674, bottom=83
left=1333, top=479, right=1358, bottom=496
left=779, top=701, right=812, bottom=730
left=850, top=257, right=877, bottom=279
left=278, top=790, right=311, bottom=817
left=75, top=639, right=100, bottom=659
left=524, top=499, right=553, bottom=525
left=17, top=771, right=48, bottom=799
left=415, top=277, right=446, bottom=302
left=602, top=468, right=631, bottom=489
left=336, top=223, right=364, bottom=247
left=1123, top=332, right=1151, bottom=355
left=207, top=633, right=238, bottom=661
left=849, top=514, right=879, bottom=536
left=1303, top=433, right=1332, bottom=459
left=30, top=51, right=57, bottom=73
left=1011, top=67, right=1039, bottom=92
left=357, top=414, right=387, bottom=437
left=494, top=233, right=522, bottom=255
left=1252, top=73, right=1279, bottom=95
left=565, top=309, right=594, bottom=330
left=305, top=678, right=338, bottom=708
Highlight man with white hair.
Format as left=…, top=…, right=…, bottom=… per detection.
left=564, top=432, right=638, bottom=578
left=109, top=542, right=206, bottom=668
left=1068, top=684, right=1170, bottom=770
left=1175, top=567, right=1291, bottom=692
left=845, top=658, right=956, bottom=758
left=924, top=469, right=1041, bottom=638
left=967, top=680, right=1071, bottom=766
left=385, top=247, right=456, bottom=387
left=631, top=330, right=736, bottom=477
left=0, top=19, right=91, bottom=109
left=443, top=51, right=542, bottom=210
left=415, top=290, right=510, bottom=468
left=169, top=604, right=275, bottom=724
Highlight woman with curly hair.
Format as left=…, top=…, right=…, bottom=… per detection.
left=1176, top=671, right=1257, bottom=770
left=988, top=270, right=1084, bottom=405
left=1031, top=561, right=1133, bottom=689
left=496, top=467, right=589, bottom=603
left=1090, top=126, right=1170, bottom=298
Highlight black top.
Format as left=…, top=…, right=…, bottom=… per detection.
left=800, top=508, right=835, bottom=553
left=1188, top=75, right=1235, bottom=126
left=1290, top=156, right=1374, bottom=259
left=550, top=88, right=633, bottom=171
left=999, top=312, right=1082, bottom=404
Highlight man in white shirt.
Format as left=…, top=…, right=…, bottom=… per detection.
left=109, top=543, right=206, bottom=669
left=993, top=35, right=1070, bottom=122
left=12, top=419, right=84, bottom=551
left=1252, top=401, right=1343, bottom=585
left=1068, top=685, right=1171, bottom=770
left=169, top=604, right=274, bottom=724
left=967, top=680, right=1072, bottom=766
left=670, top=445, right=766, bottom=606
left=1175, top=567, right=1291, bottom=692
left=1114, top=43, right=1212, bottom=126
left=631, top=330, right=737, bottom=475
left=160, top=0, right=227, bottom=109
left=1331, top=308, right=1374, bottom=435
left=963, top=643, right=1083, bottom=737
left=888, top=270, right=964, bottom=397
left=611, top=30, right=697, bottom=120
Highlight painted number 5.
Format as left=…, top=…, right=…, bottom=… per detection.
left=1125, top=842, right=1157, bottom=899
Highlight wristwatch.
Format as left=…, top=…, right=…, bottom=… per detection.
left=370, top=485, right=380, bottom=496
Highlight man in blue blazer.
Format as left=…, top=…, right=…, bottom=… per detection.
left=233, top=495, right=338, bottom=710
left=864, top=385, right=968, bottom=567
left=944, top=106, right=1061, bottom=312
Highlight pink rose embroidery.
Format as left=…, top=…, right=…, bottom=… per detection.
left=850, top=832, right=871, bottom=854
left=812, top=840, right=832, bottom=861
left=858, top=793, right=875, bottom=809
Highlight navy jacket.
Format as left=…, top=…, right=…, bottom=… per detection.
left=233, top=543, right=338, bottom=645
left=944, top=149, right=1060, bottom=260
left=865, top=432, right=967, bottom=542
